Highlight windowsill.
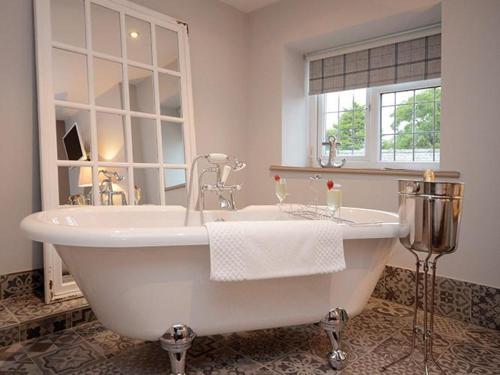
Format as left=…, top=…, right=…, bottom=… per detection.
left=269, top=165, right=460, bottom=178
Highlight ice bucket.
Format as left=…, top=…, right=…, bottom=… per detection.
left=398, top=180, right=464, bottom=255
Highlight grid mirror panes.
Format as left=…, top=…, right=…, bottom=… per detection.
left=51, top=0, right=189, bottom=208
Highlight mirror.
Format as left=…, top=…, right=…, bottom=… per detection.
left=36, top=0, right=195, bottom=302
left=94, top=58, right=124, bottom=109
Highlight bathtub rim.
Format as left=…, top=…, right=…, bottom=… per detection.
left=20, top=205, right=400, bottom=248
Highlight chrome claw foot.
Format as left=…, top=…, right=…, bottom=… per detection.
left=320, top=308, right=349, bottom=371
left=160, top=324, right=196, bottom=375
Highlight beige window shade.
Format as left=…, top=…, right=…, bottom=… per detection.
left=309, top=34, right=441, bottom=95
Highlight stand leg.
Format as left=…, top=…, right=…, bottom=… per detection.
left=320, top=308, right=349, bottom=370
left=381, top=255, right=421, bottom=372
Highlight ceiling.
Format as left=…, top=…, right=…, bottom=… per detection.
left=219, top=0, right=280, bottom=13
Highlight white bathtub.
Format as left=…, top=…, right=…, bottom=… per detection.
left=21, top=205, right=399, bottom=341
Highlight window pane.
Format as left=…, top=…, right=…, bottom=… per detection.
left=352, top=138, right=365, bottom=155
left=129, top=66, right=155, bottom=114
left=380, top=135, right=394, bottom=161
left=55, top=107, right=91, bottom=161
left=435, top=87, right=441, bottom=101
left=98, top=167, right=128, bottom=205
left=415, top=88, right=434, bottom=102
left=381, top=106, right=394, bottom=134
left=415, top=102, right=434, bottom=132
left=91, top=4, right=121, bottom=57
left=156, top=26, right=179, bottom=71
left=131, top=117, right=158, bottom=163
left=51, top=0, right=86, bottom=48
left=159, top=73, right=182, bottom=117
left=161, top=122, right=185, bottom=164
left=396, top=90, right=413, bottom=105
left=395, top=134, right=413, bottom=161
left=58, top=166, right=91, bottom=206
left=435, top=133, right=441, bottom=162
left=325, top=113, right=338, bottom=135
left=134, top=168, right=160, bottom=205
left=52, top=48, right=88, bottom=103
left=94, top=58, right=123, bottom=109
left=353, top=89, right=366, bottom=107
left=126, top=16, right=152, bottom=64
left=339, top=92, right=353, bottom=111
left=381, top=93, right=395, bottom=106
left=414, top=133, right=434, bottom=162
left=325, top=93, right=339, bottom=112
left=164, top=169, right=187, bottom=206
left=395, top=104, right=413, bottom=133
left=96, top=112, right=126, bottom=162
left=435, top=102, right=441, bottom=131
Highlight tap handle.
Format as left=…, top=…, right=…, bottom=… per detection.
left=220, top=165, right=232, bottom=185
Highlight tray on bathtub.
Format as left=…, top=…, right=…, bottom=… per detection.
left=282, top=204, right=383, bottom=226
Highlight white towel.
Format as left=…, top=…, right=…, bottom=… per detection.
left=205, top=220, right=345, bottom=282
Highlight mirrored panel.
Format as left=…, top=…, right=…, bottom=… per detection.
left=159, top=73, right=182, bottom=117
left=98, top=167, right=129, bottom=205
left=91, top=3, right=122, bottom=57
left=58, top=166, right=92, bottom=205
left=131, top=117, right=158, bottom=163
left=126, top=15, right=152, bottom=64
left=134, top=168, right=160, bottom=204
left=161, top=121, right=185, bottom=164
left=96, top=112, right=127, bottom=162
left=164, top=168, right=187, bottom=206
left=129, top=66, right=155, bottom=113
left=52, top=48, right=89, bottom=103
left=55, top=107, right=91, bottom=161
left=51, top=0, right=86, bottom=48
left=156, top=26, right=179, bottom=71
left=94, top=57, right=124, bottom=109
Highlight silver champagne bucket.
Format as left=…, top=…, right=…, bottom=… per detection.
left=398, top=180, right=464, bottom=255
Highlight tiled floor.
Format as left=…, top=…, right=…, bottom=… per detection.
left=1, top=298, right=499, bottom=374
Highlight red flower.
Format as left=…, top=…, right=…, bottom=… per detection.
left=327, top=180, right=334, bottom=190
left=274, top=175, right=281, bottom=182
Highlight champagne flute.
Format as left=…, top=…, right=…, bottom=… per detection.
left=326, top=180, right=342, bottom=218
left=274, top=175, right=288, bottom=209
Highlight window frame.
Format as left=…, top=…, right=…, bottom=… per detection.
left=312, top=78, right=441, bottom=170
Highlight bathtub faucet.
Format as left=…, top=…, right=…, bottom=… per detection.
left=185, top=153, right=246, bottom=225
left=98, top=170, right=127, bottom=206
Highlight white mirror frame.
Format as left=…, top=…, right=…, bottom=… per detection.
left=34, top=0, right=197, bottom=302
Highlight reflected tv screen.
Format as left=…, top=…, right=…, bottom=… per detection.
left=63, top=123, right=86, bottom=161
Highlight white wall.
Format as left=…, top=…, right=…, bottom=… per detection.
left=246, top=0, right=500, bottom=288
left=0, top=0, right=42, bottom=274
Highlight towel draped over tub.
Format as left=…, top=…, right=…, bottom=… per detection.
left=205, top=220, right=345, bottom=281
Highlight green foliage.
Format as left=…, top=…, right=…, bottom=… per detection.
left=381, top=88, right=440, bottom=150
left=326, top=102, right=365, bottom=151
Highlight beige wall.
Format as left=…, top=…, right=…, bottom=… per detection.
left=246, top=0, right=500, bottom=288
left=0, top=0, right=42, bottom=275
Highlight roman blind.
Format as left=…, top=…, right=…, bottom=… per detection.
left=309, top=34, right=441, bottom=95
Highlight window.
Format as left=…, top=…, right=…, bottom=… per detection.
left=314, top=79, right=441, bottom=167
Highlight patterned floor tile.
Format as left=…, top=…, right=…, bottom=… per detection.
left=0, top=344, right=43, bottom=374
left=0, top=305, right=18, bottom=329
left=267, top=351, right=336, bottom=374
left=462, top=323, right=500, bottom=351
left=433, top=277, right=471, bottom=322
left=383, top=266, right=417, bottom=306
left=189, top=335, right=226, bottom=358
left=2, top=295, right=87, bottom=323
left=0, top=326, right=19, bottom=348
left=342, top=309, right=407, bottom=351
left=438, top=341, right=500, bottom=375
left=0, top=269, right=43, bottom=300
left=19, top=313, right=72, bottom=341
left=71, top=307, right=96, bottom=328
left=189, top=347, right=267, bottom=375
left=22, top=336, right=58, bottom=357
left=30, top=340, right=104, bottom=375
left=470, top=284, right=500, bottom=330
left=110, top=342, right=170, bottom=375
left=71, top=359, right=124, bottom=374
left=365, top=297, right=414, bottom=318
left=75, top=321, right=143, bottom=358
left=49, top=330, right=85, bottom=348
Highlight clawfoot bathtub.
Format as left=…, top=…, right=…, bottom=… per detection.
left=21, top=205, right=399, bottom=372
